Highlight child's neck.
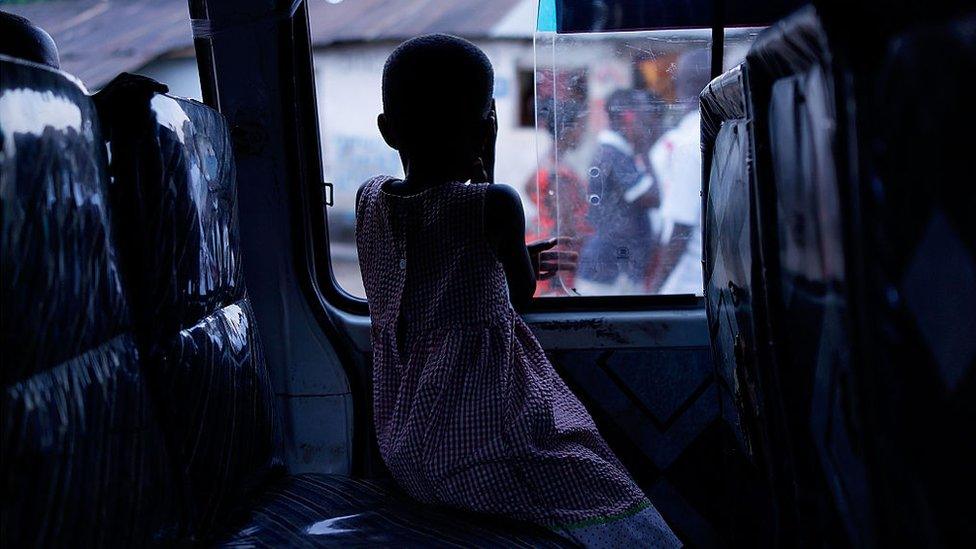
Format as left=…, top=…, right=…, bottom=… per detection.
left=401, top=156, right=472, bottom=188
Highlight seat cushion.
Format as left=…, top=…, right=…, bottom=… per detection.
left=1, top=55, right=178, bottom=546
left=744, top=7, right=868, bottom=545
left=101, top=90, right=282, bottom=534
left=2, top=336, right=180, bottom=546
left=216, top=474, right=572, bottom=548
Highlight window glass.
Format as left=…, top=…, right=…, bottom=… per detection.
left=3, top=1, right=201, bottom=100
left=725, top=27, right=764, bottom=70
left=530, top=26, right=763, bottom=298
left=534, top=28, right=714, bottom=297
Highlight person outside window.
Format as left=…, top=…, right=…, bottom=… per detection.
left=576, top=89, right=662, bottom=296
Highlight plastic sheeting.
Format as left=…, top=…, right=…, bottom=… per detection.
left=1, top=55, right=178, bottom=546
left=217, top=474, right=572, bottom=547
left=745, top=6, right=871, bottom=546
left=854, top=11, right=976, bottom=544
left=699, top=65, right=779, bottom=546
left=101, top=89, right=283, bottom=534
left=701, top=66, right=759, bottom=457
left=548, top=0, right=804, bottom=33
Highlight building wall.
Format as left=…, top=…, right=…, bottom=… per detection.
left=138, top=57, right=203, bottom=102
left=312, top=39, right=543, bottom=217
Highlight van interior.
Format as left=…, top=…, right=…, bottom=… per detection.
left=2, top=0, right=974, bottom=547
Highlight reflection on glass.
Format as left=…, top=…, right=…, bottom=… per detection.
left=531, top=27, right=762, bottom=298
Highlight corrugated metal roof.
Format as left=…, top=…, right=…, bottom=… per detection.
left=4, top=0, right=193, bottom=90
left=306, top=0, right=529, bottom=45
left=2, top=0, right=532, bottom=89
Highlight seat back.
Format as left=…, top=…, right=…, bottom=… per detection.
left=744, top=7, right=874, bottom=546
left=700, top=64, right=784, bottom=545
left=102, top=91, right=282, bottom=535
left=831, top=7, right=976, bottom=545
left=0, top=55, right=177, bottom=546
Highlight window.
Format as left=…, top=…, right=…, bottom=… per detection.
left=529, top=25, right=762, bottom=298
left=311, top=1, right=762, bottom=301
left=312, top=2, right=536, bottom=299
left=517, top=68, right=539, bottom=128
left=4, top=1, right=201, bottom=100
left=532, top=28, right=715, bottom=297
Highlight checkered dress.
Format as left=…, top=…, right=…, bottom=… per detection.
left=356, top=176, right=679, bottom=546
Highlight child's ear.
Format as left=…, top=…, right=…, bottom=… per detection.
left=377, top=113, right=399, bottom=150
left=487, top=100, right=498, bottom=138
left=480, top=100, right=498, bottom=147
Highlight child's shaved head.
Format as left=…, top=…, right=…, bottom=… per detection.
left=381, top=34, right=494, bottom=156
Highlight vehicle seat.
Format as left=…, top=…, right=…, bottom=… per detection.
left=741, top=6, right=869, bottom=545
left=821, top=5, right=976, bottom=544
left=699, top=63, right=781, bottom=545
left=101, top=89, right=284, bottom=536
left=0, top=55, right=178, bottom=547
left=99, top=88, right=571, bottom=546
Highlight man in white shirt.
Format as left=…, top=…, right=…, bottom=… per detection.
left=647, top=49, right=711, bottom=295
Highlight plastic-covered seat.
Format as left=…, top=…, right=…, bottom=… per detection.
left=99, top=87, right=570, bottom=546
left=102, top=89, right=283, bottom=536
left=702, top=4, right=976, bottom=545
left=0, top=55, right=178, bottom=547
left=218, top=474, right=569, bottom=547
left=699, top=64, right=783, bottom=546
left=822, top=5, right=976, bottom=545
left=744, top=7, right=872, bottom=546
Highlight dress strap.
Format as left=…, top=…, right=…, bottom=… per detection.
left=357, top=175, right=395, bottom=215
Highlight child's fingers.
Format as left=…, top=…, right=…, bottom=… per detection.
left=538, top=251, right=578, bottom=263
left=528, top=238, right=559, bottom=252
left=549, top=236, right=577, bottom=248
left=538, top=259, right=577, bottom=272
left=470, top=157, right=489, bottom=184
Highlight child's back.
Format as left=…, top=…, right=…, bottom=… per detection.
left=357, top=179, right=508, bottom=335
left=355, top=35, right=680, bottom=548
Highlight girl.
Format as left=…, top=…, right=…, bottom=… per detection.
left=356, top=34, right=680, bottom=548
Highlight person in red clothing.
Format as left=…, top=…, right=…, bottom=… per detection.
left=525, top=99, right=592, bottom=296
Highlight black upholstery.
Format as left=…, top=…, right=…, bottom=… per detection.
left=0, top=55, right=177, bottom=546
left=699, top=65, right=782, bottom=546
left=103, top=92, right=283, bottom=534
left=218, top=474, right=570, bottom=547
left=707, top=4, right=976, bottom=545
left=837, top=9, right=976, bottom=545
left=744, top=8, right=871, bottom=546
left=701, top=66, right=762, bottom=461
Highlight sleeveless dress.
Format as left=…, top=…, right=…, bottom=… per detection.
left=356, top=176, right=681, bottom=548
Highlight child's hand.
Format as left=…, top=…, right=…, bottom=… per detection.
left=471, top=157, right=490, bottom=184
left=527, top=237, right=578, bottom=280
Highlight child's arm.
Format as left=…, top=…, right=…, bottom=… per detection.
left=485, top=184, right=536, bottom=309
left=485, top=184, right=574, bottom=310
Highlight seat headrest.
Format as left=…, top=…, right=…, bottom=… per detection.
left=102, top=92, right=244, bottom=343
left=0, top=12, right=60, bottom=70
left=0, top=55, right=124, bottom=384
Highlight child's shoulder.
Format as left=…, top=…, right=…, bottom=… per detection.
left=356, top=174, right=396, bottom=210
left=484, top=183, right=525, bottom=226
left=484, top=182, right=522, bottom=208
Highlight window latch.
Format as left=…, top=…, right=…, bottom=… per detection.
left=322, top=182, right=334, bottom=207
